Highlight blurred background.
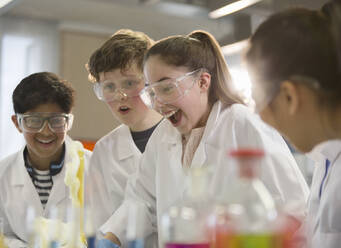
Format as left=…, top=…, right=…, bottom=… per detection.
left=0, top=0, right=327, bottom=183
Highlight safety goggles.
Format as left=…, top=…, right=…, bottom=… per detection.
left=253, top=75, right=321, bottom=113
left=139, top=69, right=203, bottom=109
left=16, top=113, right=74, bottom=133
left=93, top=77, right=145, bottom=102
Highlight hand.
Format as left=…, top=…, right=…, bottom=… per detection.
left=104, top=232, right=121, bottom=246
left=96, top=239, right=120, bottom=248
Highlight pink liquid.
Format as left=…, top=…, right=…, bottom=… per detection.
left=165, top=243, right=210, bottom=248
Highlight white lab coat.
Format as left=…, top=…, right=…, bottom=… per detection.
left=307, top=140, right=341, bottom=248
left=101, top=102, right=310, bottom=247
left=85, top=124, right=159, bottom=247
left=0, top=137, right=92, bottom=248
left=85, top=124, right=140, bottom=233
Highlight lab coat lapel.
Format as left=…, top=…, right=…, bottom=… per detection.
left=10, top=150, right=43, bottom=239
left=159, top=121, right=186, bottom=203
left=22, top=173, right=44, bottom=215
left=191, top=102, right=221, bottom=168
left=44, top=138, right=71, bottom=215
left=160, top=120, right=184, bottom=176
left=117, top=125, right=139, bottom=160
left=312, top=140, right=341, bottom=233
left=15, top=153, right=44, bottom=214
left=160, top=119, right=180, bottom=145
left=43, top=166, right=67, bottom=215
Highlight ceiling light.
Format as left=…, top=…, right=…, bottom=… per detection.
left=209, top=0, right=263, bottom=19
left=222, top=39, right=249, bottom=56
left=139, top=0, right=160, bottom=4
left=0, top=0, right=13, bottom=8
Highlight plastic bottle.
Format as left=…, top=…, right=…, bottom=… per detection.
left=161, top=167, right=212, bottom=248
left=211, top=149, right=280, bottom=248
left=66, top=207, right=81, bottom=248
left=126, top=201, right=147, bottom=248
left=84, top=208, right=96, bottom=248
left=26, top=206, right=39, bottom=248
left=48, top=206, right=61, bottom=248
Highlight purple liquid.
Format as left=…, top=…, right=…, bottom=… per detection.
left=165, top=243, right=210, bottom=248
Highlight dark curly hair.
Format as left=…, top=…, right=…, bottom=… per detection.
left=12, top=72, right=75, bottom=114
left=86, top=29, right=154, bottom=82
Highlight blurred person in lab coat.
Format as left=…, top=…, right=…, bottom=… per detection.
left=85, top=29, right=162, bottom=246
left=245, top=1, right=341, bottom=247
left=98, top=30, right=309, bottom=248
left=0, top=72, right=92, bottom=248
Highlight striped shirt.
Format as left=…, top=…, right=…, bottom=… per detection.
left=31, top=168, right=53, bottom=208
left=24, top=146, right=65, bottom=209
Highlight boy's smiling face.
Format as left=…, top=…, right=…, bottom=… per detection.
left=12, top=103, right=67, bottom=167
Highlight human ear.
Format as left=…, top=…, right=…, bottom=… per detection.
left=198, top=72, right=211, bottom=92
left=280, top=81, right=299, bottom=115
left=11, top=115, right=23, bottom=133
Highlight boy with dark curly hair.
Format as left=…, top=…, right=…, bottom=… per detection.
left=0, top=72, right=92, bottom=248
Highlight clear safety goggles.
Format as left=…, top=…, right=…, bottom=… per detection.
left=252, top=75, right=321, bottom=113
left=16, top=113, right=74, bottom=133
left=93, top=77, right=145, bottom=102
left=139, top=69, right=203, bottom=109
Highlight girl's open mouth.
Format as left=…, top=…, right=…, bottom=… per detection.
left=168, top=109, right=181, bottom=125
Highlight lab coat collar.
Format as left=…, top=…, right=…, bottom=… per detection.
left=43, top=137, right=78, bottom=210
left=10, top=146, right=44, bottom=215
left=159, top=101, right=223, bottom=169
left=191, top=101, right=222, bottom=167
left=10, top=146, right=27, bottom=186
left=160, top=120, right=181, bottom=144
left=10, top=139, right=73, bottom=212
left=307, top=139, right=341, bottom=164
left=11, top=137, right=70, bottom=186
left=201, top=101, right=222, bottom=142
left=305, top=140, right=331, bottom=163
left=319, top=139, right=341, bottom=165
left=44, top=158, right=67, bottom=211
left=117, top=125, right=140, bottom=160
left=160, top=101, right=222, bottom=145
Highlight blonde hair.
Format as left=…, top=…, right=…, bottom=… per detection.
left=144, top=30, right=244, bottom=106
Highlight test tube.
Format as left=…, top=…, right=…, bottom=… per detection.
left=84, top=207, right=96, bottom=248
left=0, top=217, right=3, bottom=236
left=26, top=206, right=39, bottom=248
left=126, top=202, right=146, bottom=248
left=48, top=206, right=61, bottom=248
left=0, top=217, right=5, bottom=248
left=66, top=207, right=81, bottom=248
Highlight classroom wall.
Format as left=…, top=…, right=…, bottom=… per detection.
left=0, top=15, right=60, bottom=159
left=60, top=30, right=121, bottom=141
